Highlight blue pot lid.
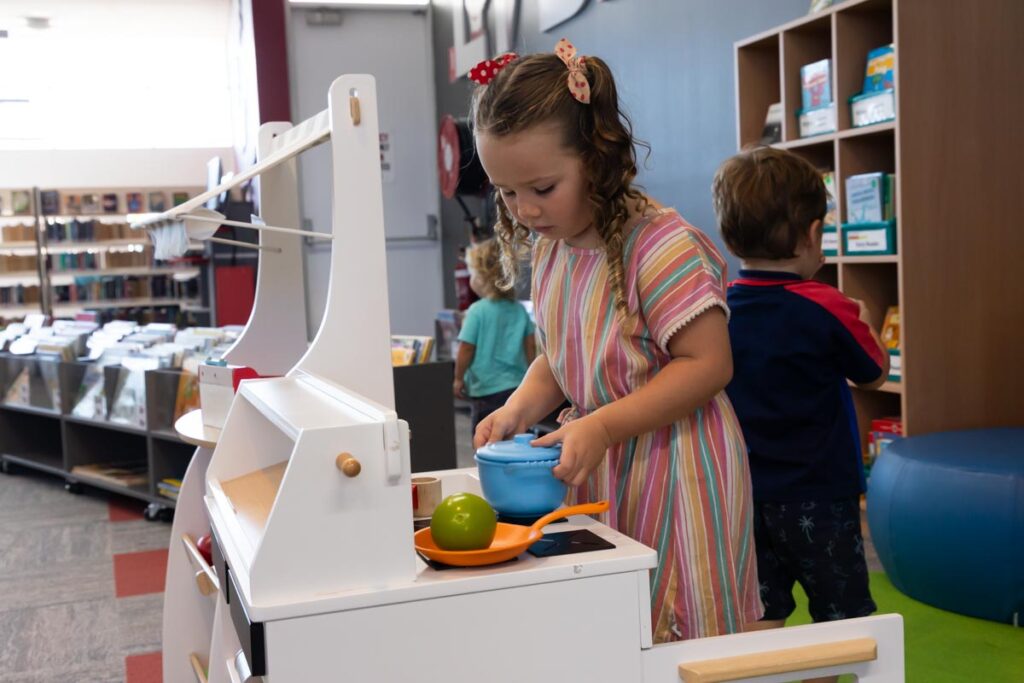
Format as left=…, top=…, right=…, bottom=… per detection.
left=475, top=433, right=561, bottom=464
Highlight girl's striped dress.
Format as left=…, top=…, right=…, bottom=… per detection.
left=532, top=210, right=763, bottom=642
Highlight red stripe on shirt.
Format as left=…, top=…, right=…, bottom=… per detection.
left=783, top=280, right=886, bottom=368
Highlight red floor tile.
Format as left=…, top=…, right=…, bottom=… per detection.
left=113, top=548, right=169, bottom=598
left=108, top=497, right=146, bottom=522
left=125, top=651, right=162, bottom=683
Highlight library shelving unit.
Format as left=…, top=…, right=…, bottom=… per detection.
left=39, top=186, right=210, bottom=323
left=0, top=354, right=198, bottom=517
left=734, top=0, right=1022, bottom=438
left=0, top=189, right=44, bottom=320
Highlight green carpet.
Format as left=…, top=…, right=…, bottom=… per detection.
left=784, top=571, right=1024, bottom=682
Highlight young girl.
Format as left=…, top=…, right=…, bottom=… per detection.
left=454, top=238, right=536, bottom=432
left=469, top=40, right=763, bottom=642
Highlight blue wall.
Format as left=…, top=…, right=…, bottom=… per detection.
left=433, top=0, right=809, bottom=305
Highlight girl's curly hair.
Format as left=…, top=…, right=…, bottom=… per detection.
left=466, top=238, right=515, bottom=300
left=470, top=51, right=648, bottom=312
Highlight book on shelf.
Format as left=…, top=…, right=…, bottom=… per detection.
left=760, top=102, right=783, bottom=145
left=148, top=192, right=167, bottom=213
left=40, top=190, right=60, bottom=216
left=822, top=170, right=837, bottom=226
left=11, top=191, right=31, bottom=215
left=845, top=172, right=896, bottom=223
left=863, top=44, right=895, bottom=94
left=391, top=334, right=434, bottom=366
left=173, top=371, right=200, bottom=420
left=126, top=193, right=143, bottom=213
left=158, top=477, right=182, bottom=500
left=81, top=194, right=101, bottom=215
left=64, top=195, right=82, bottom=214
left=72, top=363, right=108, bottom=420
left=800, top=58, right=832, bottom=111
left=3, top=367, right=30, bottom=405
left=172, top=192, right=189, bottom=207
left=880, top=306, right=900, bottom=350
left=70, top=462, right=148, bottom=488
left=102, top=193, right=119, bottom=213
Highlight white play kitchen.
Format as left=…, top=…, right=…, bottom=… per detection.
left=155, top=75, right=905, bottom=683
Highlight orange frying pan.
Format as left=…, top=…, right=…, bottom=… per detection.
left=414, top=501, right=609, bottom=567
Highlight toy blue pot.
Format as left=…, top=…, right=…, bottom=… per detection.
left=474, top=433, right=566, bottom=518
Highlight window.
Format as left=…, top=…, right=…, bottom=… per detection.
left=0, top=0, right=233, bottom=150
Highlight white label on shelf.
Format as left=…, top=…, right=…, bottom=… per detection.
left=889, top=351, right=902, bottom=378
left=822, top=229, right=839, bottom=253
left=846, top=228, right=891, bottom=253
left=852, top=91, right=896, bottom=128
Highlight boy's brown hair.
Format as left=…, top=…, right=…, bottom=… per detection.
left=712, top=147, right=827, bottom=260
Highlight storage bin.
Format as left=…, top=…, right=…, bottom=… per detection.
left=851, top=89, right=895, bottom=128
left=842, top=221, right=897, bottom=256
left=798, top=102, right=836, bottom=138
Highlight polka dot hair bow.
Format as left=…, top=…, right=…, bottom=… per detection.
left=554, top=38, right=590, bottom=104
left=468, top=52, right=518, bottom=86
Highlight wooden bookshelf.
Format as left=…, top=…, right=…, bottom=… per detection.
left=735, top=0, right=1024, bottom=436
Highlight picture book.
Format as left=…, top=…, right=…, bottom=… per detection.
left=148, top=192, right=167, bottom=213
left=81, top=194, right=101, bottom=214
left=800, top=58, right=832, bottom=110
left=102, top=193, right=119, bottom=213
left=126, top=192, right=143, bottom=213
left=11, top=190, right=31, bottom=215
left=760, top=102, right=783, bottom=145
left=863, top=44, right=895, bottom=94
left=880, top=306, right=900, bottom=350
left=822, top=170, right=837, bottom=225
left=65, top=194, right=82, bottom=215
left=845, top=172, right=886, bottom=223
left=391, top=334, right=433, bottom=366
left=172, top=191, right=190, bottom=207
left=70, top=462, right=148, bottom=488
left=40, top=190, right=60, bottom=216
left=173, top=371, right=200, bottom=421
left=73, top=364, right=108, bottom=420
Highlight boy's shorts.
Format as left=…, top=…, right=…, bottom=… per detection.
left=753, top=497, right=876, bottom=623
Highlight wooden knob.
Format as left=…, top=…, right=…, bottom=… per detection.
left=336, top=453, right=361, bottom=477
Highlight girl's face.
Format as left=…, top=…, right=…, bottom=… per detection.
left=476, top=124, right=598, bottom=249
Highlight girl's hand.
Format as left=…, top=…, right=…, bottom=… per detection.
left=473, top=404, right=529, bottom=448
left=452, top=378, right=467, bottom=399
left=532, top=415, right=612, bottom=487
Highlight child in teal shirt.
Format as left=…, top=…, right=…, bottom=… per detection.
left=454, top=239, right=536, bottom=431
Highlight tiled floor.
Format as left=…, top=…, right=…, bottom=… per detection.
left=0, top=411, right=880, bottom=683
left=0, top=466, right=169, bottom=683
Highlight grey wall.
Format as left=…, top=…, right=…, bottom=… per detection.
left=433, top=0, right=809, bottom=306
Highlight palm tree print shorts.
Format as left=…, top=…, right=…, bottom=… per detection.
left=753, top=497, right=877, bottom=622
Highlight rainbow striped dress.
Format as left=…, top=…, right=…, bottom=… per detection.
left=532, top=210, right=763, bottom=642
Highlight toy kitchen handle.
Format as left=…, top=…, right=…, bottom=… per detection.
left=675, top=636, right=877, bottom=682
left=180, top=534, right=219, bottom=597
left=229, top=648, right=262, bottom=683
left=335, top=453, right=361, bottom=477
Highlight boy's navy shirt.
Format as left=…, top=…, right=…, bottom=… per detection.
left=726, top=270, right=885, bottom=502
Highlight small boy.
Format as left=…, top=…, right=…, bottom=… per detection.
left=454, top=239, right=536, bottom=432
left=712, top=148, right=888, bottom=665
